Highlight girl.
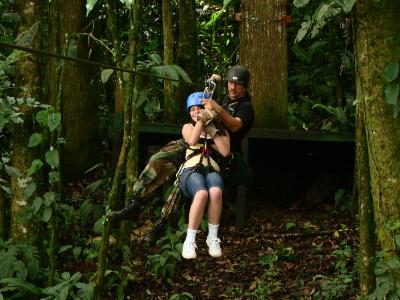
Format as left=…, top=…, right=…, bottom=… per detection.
left=179, top=92, right=230, bottom=259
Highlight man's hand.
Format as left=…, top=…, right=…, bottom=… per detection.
left=201, top=99, right=222, bottom=114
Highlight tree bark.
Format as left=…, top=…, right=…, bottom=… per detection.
left=355, top=101, right=375, bottom=294
left=162, top=0, right=175, bottom=122
left=0, top=188, right=7, bottom=240
left=354, top=0, right=400, bottom=252
left=240, top=0, right=288, bottom=128
left=54, top=0, right=100, bottom=182
left=177, top=0, right=198, bottom=121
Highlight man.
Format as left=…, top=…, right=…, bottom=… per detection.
left=202, top=65, right=254, bottom=155
left=109, top=65, right=255, bottom=243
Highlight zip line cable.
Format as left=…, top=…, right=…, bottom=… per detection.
left=0, top=41, right=203, bottom=88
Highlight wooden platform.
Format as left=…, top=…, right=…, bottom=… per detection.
left=140, top=122, right=355, bottom=143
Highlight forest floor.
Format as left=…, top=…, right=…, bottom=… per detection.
left=114, top=198, right=359, bottom=300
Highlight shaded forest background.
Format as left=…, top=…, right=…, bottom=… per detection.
left=0, top=0, right=400, bottom=299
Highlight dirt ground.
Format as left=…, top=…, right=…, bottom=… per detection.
left=119, top=199, right=359, bottom=300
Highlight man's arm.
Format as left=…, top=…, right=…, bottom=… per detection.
left=202, top=99, right=243, bottom=132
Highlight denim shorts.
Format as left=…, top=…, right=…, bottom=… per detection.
left=179, top=168, right=224, bottom=199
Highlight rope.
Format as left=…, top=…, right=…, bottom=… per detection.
left=0, top=41, right=202, bottom=88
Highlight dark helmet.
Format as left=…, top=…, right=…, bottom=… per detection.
left=224, top=65, right=250, bottom=87
left=186, top=92, right=205, bottom=112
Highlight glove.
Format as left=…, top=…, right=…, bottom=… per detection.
left=199, top=108, right=218, bottom=125
left=210, top=74, right=221, bottom=82
left=205, top=122, right=220, bottom=139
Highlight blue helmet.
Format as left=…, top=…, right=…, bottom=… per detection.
left=186, top=92, right=205, bottom=112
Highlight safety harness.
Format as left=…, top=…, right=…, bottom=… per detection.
left=174, top=133, right=223, bottom=193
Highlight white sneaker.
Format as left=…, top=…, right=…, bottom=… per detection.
left=206, top=236, right=222, bottom=257
left=182, top=241, right=197, bottom=259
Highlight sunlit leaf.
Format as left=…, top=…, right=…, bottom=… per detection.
left=45, top=148, right=59, bottom=169
left=24, top=181, right=36, bottom=199
left=58, top=245, right=73, bottom=254
left=148, top=53, right=162, bottom=65
left=340, top=0, right=356, bottom=13
left=4, top=165, right=22, bottom=177
left=47, top=112, right=61, bottom=132
left=86, top=0, right=99, bottom=17
left=28, top=133, right=42, bottom=148
left=383, top=62, right=399, bottom=82
left=35, top=110, right=47, bottom=126
left=223, top=0, right=234, bottom=9
left=384, top=83, right=399, bottom=105
left=101, top=69, right=114, bottom=83
left=42, top=207, right=52, bottom=222
left=32, top=196, right=43, bottom=213
left=293, top=0, right=311, bottom=8
left=27, top=159, right=43, bottom=176
left=135, top=89, right=149, bottom=108
left=395, top=234, right=400, bottom=249
left=295, top=21, right=311, bottom=43
left=44, top=192, right=56, bottom=206
left=171, top=65, right=191, bottom=83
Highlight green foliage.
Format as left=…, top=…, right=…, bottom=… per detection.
left=285, top=221, right=296, bottom=230
left=383, top=62, right=400, bottom=117
left=259, top=245, right=296, bottom=272
left=310, top=241, right=356, bottom=299
left=367, top=252, right=400, bottom=300
left=146, top=224, right=184, bottom=284
left=312, top=98, right=355, bottom=132
left=197, top=1, right=240, bottom=74
left=332, top=188, right=353, bottom=216
left=294, top=0, right=356, bottom=43
left=310, top=273, right=355, bottom=299
left=41, top=272, right=94, bottom=300
left=0, top=97, right=49, bottom=133
left=169, top=292, right=194, bottom=300
left=289, top=0, right=355, bottom=131
left=226, top=280, right=283, bottom=299
left=366, top=221, right=400, bottom=299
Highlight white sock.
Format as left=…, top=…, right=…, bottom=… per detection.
left=208, top=223, right=219, bottom=239
left=185, top=228, right=197, bottom=243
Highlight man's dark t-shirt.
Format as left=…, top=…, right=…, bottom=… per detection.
left=221, top=93, right=254, bottom=154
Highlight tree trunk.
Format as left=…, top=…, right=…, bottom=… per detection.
left=355, top=101, right=375, bottom=294
left=354, top=0, right=400, bottom=250
left=239, top=0, right=288, bottom=128
left=162, top=0, right=175, bottom=122
left=0, top=188, right=7, bottom=240
left=55, top=0, right=100, bottom=182
left=10, top=0, right=42, bottom=242
left=177, top=0, right=198, bottom=121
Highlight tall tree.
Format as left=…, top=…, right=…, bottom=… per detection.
left=10, top=0, right=42, bottom=242
left=354, top=0, right=400, bottom=294
left=177, top=0, right=198, bottom=120
left=47, top=0, right=100, bottom=182
left=162, top=0, right=175, bottom=122
left=239, top=0, right=288, bottom=128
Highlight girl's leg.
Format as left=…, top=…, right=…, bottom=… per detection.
left=180, top=170, right=208, bottom=259
left=208, top=186, right=223, bottom=225
left=188, top=189, right=208, bottom=230
left=205, top=172, right=224, bottom=257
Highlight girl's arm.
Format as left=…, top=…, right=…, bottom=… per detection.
left=182, top=120, right=203, bottom=146
left=213, top=130, right=230, bottom=157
